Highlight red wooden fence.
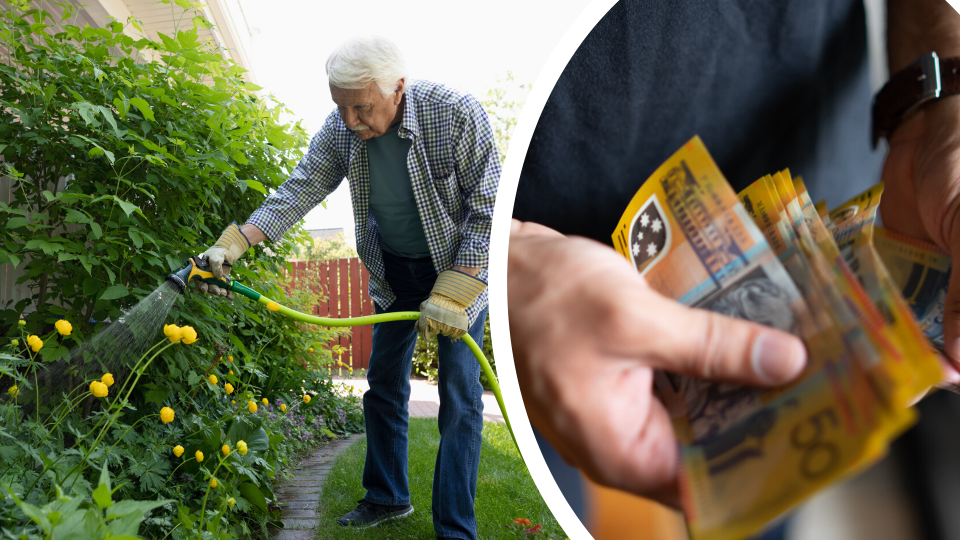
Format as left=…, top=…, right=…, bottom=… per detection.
left=287, top=258, right=374, bottom=370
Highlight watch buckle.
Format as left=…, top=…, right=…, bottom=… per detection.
left=916, top=51, right=942, bottom=103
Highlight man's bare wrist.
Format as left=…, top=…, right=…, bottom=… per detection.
left=240, top=223, right=267, bottom=247
left=452, top=265, right=481, bottom=277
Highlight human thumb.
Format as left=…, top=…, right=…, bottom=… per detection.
left=645, top=301, right=808, bottom=387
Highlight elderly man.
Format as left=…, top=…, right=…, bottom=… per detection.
left=200, top=37, right=499, bottom=540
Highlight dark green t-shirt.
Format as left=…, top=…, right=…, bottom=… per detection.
left=366, top=123, right=431, bottom=258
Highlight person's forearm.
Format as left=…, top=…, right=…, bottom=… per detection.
left=240, top=223, right=266, bottom=247
left=888, top=0, right=960, bottom=72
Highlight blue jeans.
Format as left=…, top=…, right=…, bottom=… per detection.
left=362, top=250, right=486, bottom=540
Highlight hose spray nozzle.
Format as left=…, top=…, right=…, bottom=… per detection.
left=166, top=256, right=233, bottom=294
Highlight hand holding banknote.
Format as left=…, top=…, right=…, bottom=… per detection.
left=508, top=219, right=807, bottom=506
left=880, top=85, right=960, bottom=366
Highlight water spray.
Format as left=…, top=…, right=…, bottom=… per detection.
left=167, top=256, right=515, bottom=449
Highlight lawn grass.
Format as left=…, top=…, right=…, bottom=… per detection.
left=315, top=418, right=565, bottom=539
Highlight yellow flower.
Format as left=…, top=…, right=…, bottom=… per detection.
left=231, top=400, right=235, bottom=404
left=303, top=394, right=311, bottom=404
left=55, top=319, right=72, bottom=336
left=228, top=355, right=233, bottom=362
left=261, top=398, right=268, bottom=406
left=195, top=450, right=204, bottom=462
left=8, top=385, right=18, bottom=398
left=17, top=320, right=25, bottom=327
left=173, top=445, right=184, bottom=457
left=210, top=477, right=217, bottom=488
left=221, top=444, right=230, bottom=456
left=237, top=440, right=248, bottom=455
left=227, top=497, right=236, bottom=507
left=10, top=340, right=18, bottom=347
left=208, top=374, right=218, bottom=386
left=225, top=383, right=234, bottom=394
left=89, top=381, right=108, bottom=398
left=280, top=403, right=287, bottom=412
left=26, top=335, right=43, bottom=352
left=160, top=406, right=175, bottom=424
left=349, top=367, right=354, bottom=373
left=308, top=347, right=313, bottom=352
left=180, top=326, right=198, bottom=345
left=163, top=324, right=183, bottom=343
left=266, top=301, right=279, bottom=311
left=101, top=373, right=114, bottom=387
left=228, top=370, right=233, bottom=375
left=247, top=401, right=257, bottom=413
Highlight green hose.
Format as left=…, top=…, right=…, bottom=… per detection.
left=222, top=278, right=517, bottom=452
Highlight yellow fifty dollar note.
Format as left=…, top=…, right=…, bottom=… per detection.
left=612, top=137, right=895, bottom=540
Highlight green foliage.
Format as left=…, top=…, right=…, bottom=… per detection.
left=0, top=2, right=362, bottom=538
left=3, top=465, right=173, bottom=540
left=0, top=317, right=362, bottom=539
left=0, top=0, right=308, bottom=343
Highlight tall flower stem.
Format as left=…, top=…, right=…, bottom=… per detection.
left=62, top=340, right=178, bottom=488
left=197, top=457, right=225, bottom=532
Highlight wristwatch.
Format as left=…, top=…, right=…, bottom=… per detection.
left=872, top=52, right=960, bottom=148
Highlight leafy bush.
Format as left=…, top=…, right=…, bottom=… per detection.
left=0, top=0, right=305, bottom=342
left=0, top=2, right=362, bottom=538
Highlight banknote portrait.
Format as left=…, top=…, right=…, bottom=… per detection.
left=664, top=267, right=799, bottom=439
left=703, top=271, right=798, bottom=334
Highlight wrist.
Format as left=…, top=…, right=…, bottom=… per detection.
left=873, top=52, right=960, bottom=146
left=240, top=223, right=266, bottom=246
left=452, top=265, right=481, bottom=277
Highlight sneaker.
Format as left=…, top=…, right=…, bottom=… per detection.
left=336, top=499, right=414, bottom=528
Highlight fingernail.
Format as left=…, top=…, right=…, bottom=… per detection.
left=752, top=333, right=806, bottom=384
left=945, top=365, right=960, bottom=385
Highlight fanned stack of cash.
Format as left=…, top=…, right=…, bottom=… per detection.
left=611, top=136, right=952, bottom=540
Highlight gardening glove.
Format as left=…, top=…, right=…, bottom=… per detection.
left=415, top=270, right=486, bottom=341
left=196, top=222, right=249, bottom=299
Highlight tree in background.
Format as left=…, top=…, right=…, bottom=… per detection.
left=289, top=233, right=358, bottom=262
left=481, top=72, right=529, bottom=163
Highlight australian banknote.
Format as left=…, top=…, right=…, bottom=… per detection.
left=825, top=185, right=942, bottom=400
left=873, top=226, right=951, bottom=351
left=612, top=137, right=896, bottom=540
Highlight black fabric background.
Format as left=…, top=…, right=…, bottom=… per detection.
left=515, top=0, right=885, bottom=244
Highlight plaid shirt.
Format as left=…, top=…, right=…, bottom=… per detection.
left=247, top=80, right=499, bottom=324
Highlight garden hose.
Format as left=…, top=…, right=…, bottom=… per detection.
left=167, top=257, right=516, bottom=451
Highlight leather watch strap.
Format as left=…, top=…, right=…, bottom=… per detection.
left=872, top=52, right=960, bottom=147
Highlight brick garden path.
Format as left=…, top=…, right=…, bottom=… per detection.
left=269, top=378, right=504, bottom=539
left=270, top=433, right=364, bottom=539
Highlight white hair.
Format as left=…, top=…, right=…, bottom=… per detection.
left=326, top=37, right=407, bottom=98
